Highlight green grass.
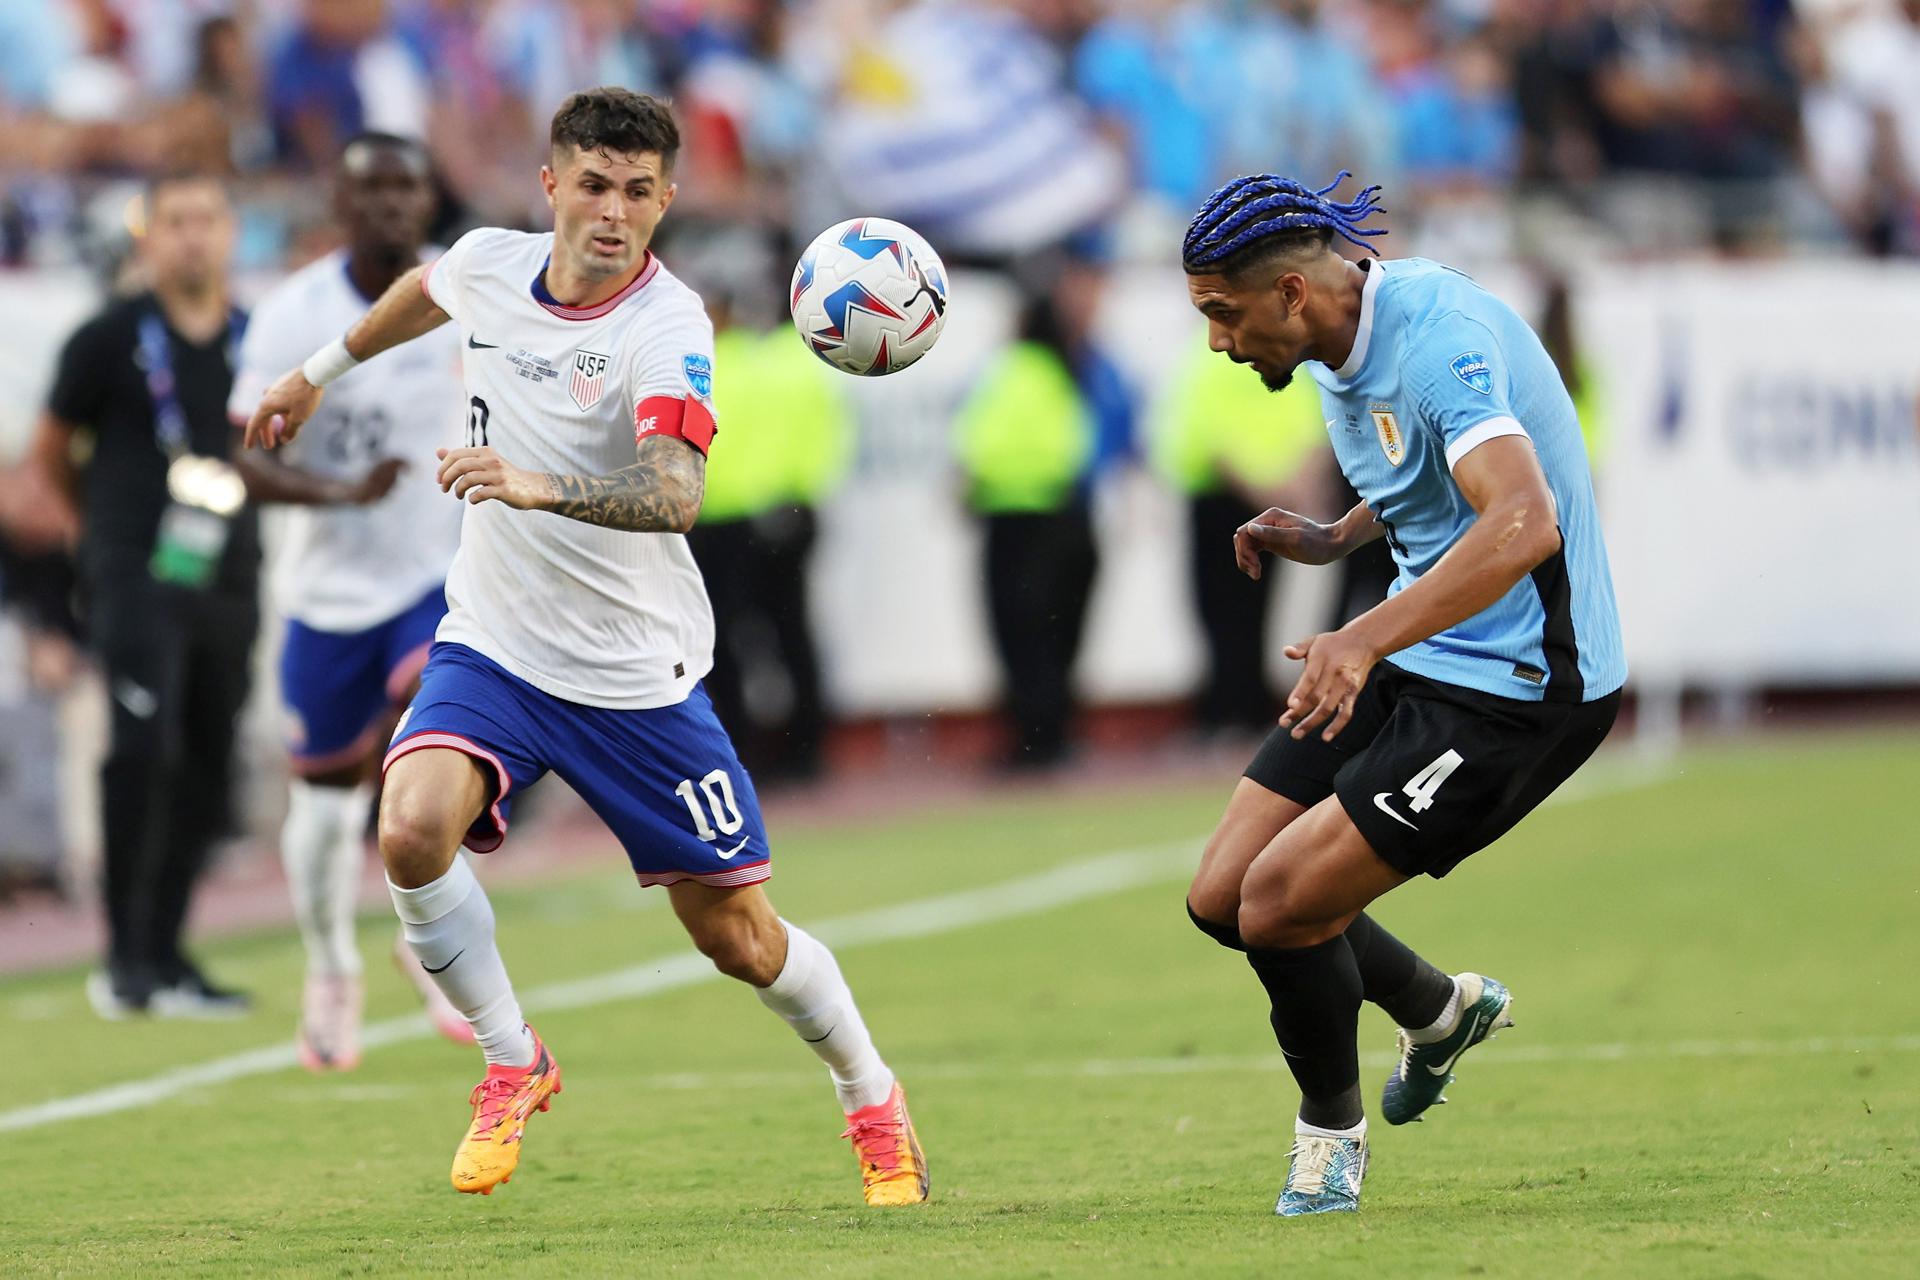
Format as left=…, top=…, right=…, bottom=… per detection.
left=5, top=730, right=1918, bottom=1277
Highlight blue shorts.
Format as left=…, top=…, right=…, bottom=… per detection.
left=281, top=584, right=447, bottom=775
left=383, top=642, right=772, bottom=889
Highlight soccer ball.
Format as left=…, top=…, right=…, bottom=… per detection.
left=789, top=217, right=949, bottom=376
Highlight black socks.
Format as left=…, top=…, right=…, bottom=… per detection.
left=1344, top=912, right=1456, bottom=1032
left=1244, top=935, right=1366, bottom=1130
left=1188, top=903, right=1452, bottom=1130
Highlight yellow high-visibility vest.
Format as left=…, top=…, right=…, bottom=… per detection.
left=955, top=342, right=1093, bottom=514
left=702, top=328, right=852, bottom=523
left=1152, top=336, right=1325, bottom=496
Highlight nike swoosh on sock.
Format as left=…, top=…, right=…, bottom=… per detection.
left=421, top=950, right=465, bottom=975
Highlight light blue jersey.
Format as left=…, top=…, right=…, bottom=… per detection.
left=1307, top=257, right=1625, bottom=703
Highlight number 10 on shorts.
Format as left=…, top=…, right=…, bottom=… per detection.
left=674, top=769, right=745, bottom=841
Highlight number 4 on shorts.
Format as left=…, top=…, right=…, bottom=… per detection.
left=1403, top=749, right=1464, bottom=813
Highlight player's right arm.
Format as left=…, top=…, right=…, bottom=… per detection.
left=243, top=263, right=448, bottom=450
left=1234, top=500, right=1384, bottom=578
left=232, top=446, right=407, bottom=507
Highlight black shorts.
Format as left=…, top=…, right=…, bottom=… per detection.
left=1244, top=662, right=1621, bottom=879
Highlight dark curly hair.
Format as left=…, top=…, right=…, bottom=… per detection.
left=549, top=87, right=680, bottom=170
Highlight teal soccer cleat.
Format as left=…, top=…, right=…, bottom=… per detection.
left=1276, top=1132, right=1368, bottom=1216
left=1381, top=973, right=1513, bottom=1126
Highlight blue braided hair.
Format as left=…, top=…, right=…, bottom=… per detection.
left=1182, top=171, right=1387, bottom=273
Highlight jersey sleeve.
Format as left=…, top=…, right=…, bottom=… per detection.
left=46, top=315, right=113, bottom=427
left=226, top=287, right=311, bottom=422
left=626, top=305, right=719, bottom=456
left=1402, top=313, right=1530, bottom=473
left=420, top=228, right=495, bottom=327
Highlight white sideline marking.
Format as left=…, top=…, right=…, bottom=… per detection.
left=266, top=1033, right=1920, bottom=1103
left=0, top=841, right=1196, bottom=1134
left=0, top=758, right=1669, bottom=1135
left=628, top=1034, right=1920, bottom=1094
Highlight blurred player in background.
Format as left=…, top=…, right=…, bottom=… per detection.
left=244, top=89, right=926, bottom=1206
left=1179, top=174, right=1625, bottom=1215
left=229, top=133, right=469, bottom=1070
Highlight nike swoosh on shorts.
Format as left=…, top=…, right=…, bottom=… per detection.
left=1372, top=792, right=1419, bottom=830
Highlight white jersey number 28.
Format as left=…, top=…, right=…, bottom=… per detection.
left=674, top=769, right=745, bottom=842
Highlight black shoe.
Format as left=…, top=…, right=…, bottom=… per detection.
left=151, top=964, right=251, bottom=1020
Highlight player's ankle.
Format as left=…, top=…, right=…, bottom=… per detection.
left=1295, top=1115, right=1367, bottom=1141
left=1405, top=975, right=1464, bottom=1044
left=477, top=1020, right=536, bottom=1069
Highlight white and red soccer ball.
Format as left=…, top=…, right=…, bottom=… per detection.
left=789, top=217, right=949, bottom=376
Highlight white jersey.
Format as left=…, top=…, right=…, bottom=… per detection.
left=230, top=250, right=464, bottom=632
left=423, top=227, right=719, bottom=709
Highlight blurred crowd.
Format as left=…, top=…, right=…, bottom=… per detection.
left=0, top=0, right=1917, bottom=271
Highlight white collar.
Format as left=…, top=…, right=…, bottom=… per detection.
left=1329, top=258, right=1386, bottom=384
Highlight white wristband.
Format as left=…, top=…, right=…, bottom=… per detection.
left=301, top=336, right=359, bottom=387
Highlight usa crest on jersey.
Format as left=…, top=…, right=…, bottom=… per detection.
left=570, top=349, right=610, bottom=410
left=1370, top=402, right=1406, bottom=466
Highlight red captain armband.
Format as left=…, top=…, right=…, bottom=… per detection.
left=634, top=395, right=717, bottom=456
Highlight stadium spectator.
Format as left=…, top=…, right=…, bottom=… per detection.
left=956, top=271, right=1102, bottom=768
left=816, top=0, right=1123, bottom=260
left=1152, top=337, right=1328, bottom=735
left=468, top=0, right=667, bottom=222
left=29, top=172, right=258, bottom=1019
left=267, top=0, right=428, bottom=172
left=1073, top=2, right=1223, bottom=212
left=1392, top=32, right=1521, bottom=195
left=153, top=15, right=274, bottom=178
left=1818, top=0, right=1920, bottom=253
left=1227, top=0, right=1395, bottom=187
left=673, top=0, right=820, bottom=226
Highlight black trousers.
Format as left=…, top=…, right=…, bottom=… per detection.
left=687, top=506, right=828, bottom=780
left=86, top=572, right=256, bottom=987
left=982, top=505, right=1098, bottom=765
left=1189, top=492, right=1275, bottom=731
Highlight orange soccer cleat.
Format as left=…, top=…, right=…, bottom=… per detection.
left=449, top=1028, right=561, bottom=1195
left=841, top=1082, right=929, bottom=1206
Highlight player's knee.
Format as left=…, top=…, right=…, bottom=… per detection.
left=1237, top=888, right=1340, bottom=951
left=377, top=790, right=462, bottom=889
left=695, top=924, right=775, bottom=990
left=687, top=914, right=783, bottom=985
left=1186, top=896, right=1246, bottom=951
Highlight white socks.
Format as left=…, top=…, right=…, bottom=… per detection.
left=282, top=781, right=372, bottom=977
left=756, top=921, right=895, bottom=1113
left=1407, top=976, right=1465, bottom=1045
left=387, top=857, right=534, bottom=1067
left=1296, top=1116, right=1368, bottom=1141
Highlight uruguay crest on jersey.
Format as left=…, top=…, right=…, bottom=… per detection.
left=1370, top=402, right=1406, bottom=466
left=570, top=348, right=610, bottom=410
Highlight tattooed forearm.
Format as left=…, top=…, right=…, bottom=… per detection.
left=541, top=435, right=706, bottom=532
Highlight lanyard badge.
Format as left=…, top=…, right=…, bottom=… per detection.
left=138, top=306, right=247, bottom=589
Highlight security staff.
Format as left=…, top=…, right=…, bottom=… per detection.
left=957, top=289, right=1099, bottom=769
left=30, top=172, right=257, bottom=1019
left=689, top=317, right=851, bottom=781
left=1153, top=337, right=1327, bottom=733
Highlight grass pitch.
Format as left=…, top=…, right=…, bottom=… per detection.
left=5, top=729, right=1917, bottom=1277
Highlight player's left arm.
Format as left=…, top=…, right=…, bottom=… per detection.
left=1277, top=436, right=1559, bottom=740
left=434, top=434, right=706, bottom=533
